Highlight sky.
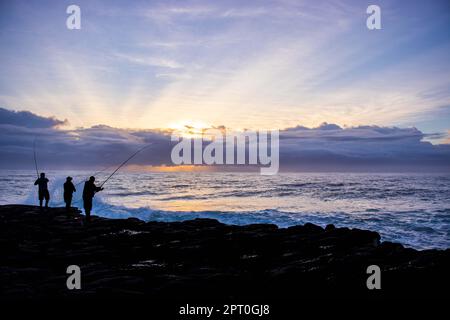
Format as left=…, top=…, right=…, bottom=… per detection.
left=1, top=107, right=449, bottom=172
left=0, top=0, right=449, bottom=171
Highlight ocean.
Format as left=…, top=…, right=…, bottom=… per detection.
left=1, top=170, right=449, bottom=250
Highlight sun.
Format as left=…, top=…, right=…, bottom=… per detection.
left=169, top=120, right=210, bottom=138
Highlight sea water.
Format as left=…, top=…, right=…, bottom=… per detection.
left=1, top=170, right=449, bottom=250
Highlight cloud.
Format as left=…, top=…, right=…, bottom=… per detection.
left=1, top=0, right=449, bottom=131
left=0, top=108, right=449, bottom=172
left=155, top=73, right=192, bottom=80
left=279, top=123, right=450, bottom=171
left=0, top=107, right=68, bottom=128
left=142, top=4, right=268, bottom=21
left=114, top=53, right=183, bottom=69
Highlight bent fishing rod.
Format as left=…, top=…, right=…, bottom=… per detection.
left=99, top=144, right=151, bottom=188
left=71, top=144, right=150, bottom=207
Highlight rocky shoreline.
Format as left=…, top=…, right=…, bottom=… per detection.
left=0, top=205, right=449, bottom=300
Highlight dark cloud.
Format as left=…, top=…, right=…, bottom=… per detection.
left=0, top=108, right=172, bottom=169
left=279, top=125, right=450, bottom=171
left=0, top=107, right=68, bottom=128
left=0, top=108, right=449, bottom=172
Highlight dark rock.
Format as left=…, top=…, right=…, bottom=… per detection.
left=0, top=205, right=448, bottom=300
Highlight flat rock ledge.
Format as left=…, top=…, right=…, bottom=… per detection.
left=0, top=205, right=448, bottom=300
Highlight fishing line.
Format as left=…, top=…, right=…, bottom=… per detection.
left=74, top=165, right=114, bottom=187
left=71, top=165, right=116, bottom=207
left=72, top=144, right=151, bottom=209
left=33, top=138, right=39, bottom=178
left=99, top=144, right=151, bottom=188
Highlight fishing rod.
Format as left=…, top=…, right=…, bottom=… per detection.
left=33, top=138, right=39, bottom=178
left=71, top=144, right=150, bottom=208
left=74, top=165, right=114, bottom=187
left=99, top=144, right=151, bottom=188
left=71, top=165, right=115, bottom=207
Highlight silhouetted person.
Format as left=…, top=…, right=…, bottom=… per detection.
left=34, top=172, right=49, bottom=208
left=82, top=176, right=103, bottom=222
left=63, top=176, right=76, bottom=210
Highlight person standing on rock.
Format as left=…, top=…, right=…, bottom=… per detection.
left=63, top=176, right=76, bottom=210
left=82, top=176, right=103, bottom=222
left=34, top=172, right=50, bottom=209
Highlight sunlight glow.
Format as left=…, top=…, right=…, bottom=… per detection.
left=168, top=120, right=211, bottom=138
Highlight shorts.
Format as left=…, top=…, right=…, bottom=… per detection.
left=39, top=189, right=50, bottom=201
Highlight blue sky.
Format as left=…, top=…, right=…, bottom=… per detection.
left=1, top=0, right=449, bottom=137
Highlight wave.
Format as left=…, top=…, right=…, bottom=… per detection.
left=18, top=192, right=450, bottom=250
left=15, top=172, right=450, bottom=251
left=53, top=195, right=445, bottom=250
